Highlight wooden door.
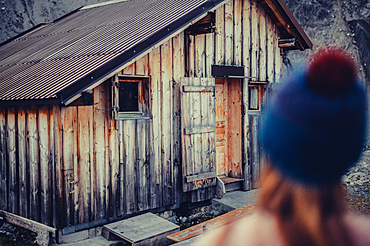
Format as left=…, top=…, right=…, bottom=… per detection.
left=215, top=78, right=242, bottom=178
left=181, top=77, right=217, bottom=192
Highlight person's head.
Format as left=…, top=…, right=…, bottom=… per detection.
left=261, top=46, right=366, bottom=187
left=259, top=46, right=367, bottom=246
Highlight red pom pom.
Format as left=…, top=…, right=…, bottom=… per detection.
left=307, top=47, right=357, bottom=95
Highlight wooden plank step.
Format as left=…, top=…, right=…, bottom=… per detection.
left=220, top=176, right=244, bottom=192
left=103, top=212, right=179, bottom=246
left=167, top=205, right=255, bottom=243
left=220, top=176, right=244, bottom=184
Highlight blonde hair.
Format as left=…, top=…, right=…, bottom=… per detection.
left=258, top=166, right=353, bottom=246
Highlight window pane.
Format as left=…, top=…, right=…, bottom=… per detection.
left=249, top=86, right=259, bottom=110
left=119, top=82, right=139, bottom=112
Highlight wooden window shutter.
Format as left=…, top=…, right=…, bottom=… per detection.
left=181, top=77, right=217, bottom=192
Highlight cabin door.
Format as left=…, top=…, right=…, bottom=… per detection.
left=215, top=78, right=242, bottom=179
left=181, top=77, right=217, bottom=192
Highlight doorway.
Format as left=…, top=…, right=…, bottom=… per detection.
left=215, top=78, right=242, bottom=179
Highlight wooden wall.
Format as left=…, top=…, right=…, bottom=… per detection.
left=0, top=0, right=283, bottom=230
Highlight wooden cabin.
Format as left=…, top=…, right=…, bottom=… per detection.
left=0, top=0, right=311, bottom=239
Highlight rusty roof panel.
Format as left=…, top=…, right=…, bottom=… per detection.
left=0, top=0, right=212, bottom=102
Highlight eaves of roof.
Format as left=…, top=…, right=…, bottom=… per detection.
left=260, top=0, right=313, bottom=50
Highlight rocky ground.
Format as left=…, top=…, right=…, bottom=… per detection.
left=343, top=151, right=370, bottom=215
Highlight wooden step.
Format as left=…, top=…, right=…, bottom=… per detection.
left=103, top=212, right=179, bottom=246
left=167, top=204, right=255, bottom=243
left=220, top=176, right=244, bottom=192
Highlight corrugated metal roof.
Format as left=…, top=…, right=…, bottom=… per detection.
left=0, top=0, right=311, bottom=104
left=0, top=0, right=221, bottom=102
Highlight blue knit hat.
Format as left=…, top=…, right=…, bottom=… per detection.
left=261, top=48, right=367, bottom=186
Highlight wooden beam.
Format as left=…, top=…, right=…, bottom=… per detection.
left=0, top=210, right=56, bottom=245
left=184, top=126, right=216, bottom=135
left=183, top=86, right=215, bottom=92
left=186, top=172, right=217, bottom=183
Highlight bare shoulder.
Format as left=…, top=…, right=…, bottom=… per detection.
left=192, top=210, right=282, bottom=246
left=345, top=211, right=370, bottom=245
left=192, top=211, right=259, bottom=246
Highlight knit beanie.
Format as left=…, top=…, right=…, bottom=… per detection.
left=261, top=47, right=367, bottom=186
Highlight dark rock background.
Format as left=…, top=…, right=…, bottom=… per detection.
left=0, top=0, right=107, bottom=42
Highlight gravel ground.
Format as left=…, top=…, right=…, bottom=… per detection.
left=343, top=150, right=370, bottom=215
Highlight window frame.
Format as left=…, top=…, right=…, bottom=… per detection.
left=112, top=75, right=151, bottom=120
left=248, top=81, right=268, bottom=111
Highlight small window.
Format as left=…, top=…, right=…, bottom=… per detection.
left=112, top=76, right=150, bottom=120
left=248, top=81, right=268, bottom=110
left=119, top=80, right=141, bottom=112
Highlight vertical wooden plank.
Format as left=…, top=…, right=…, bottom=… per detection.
left=104, top=83, right=110, bottom=221
left=215, top=5, right=225, bottom=65
left=267, top=15, right=274, bottom=83
left=137, top=120, right=147, bottom=211
left=122, top=63, right=135, bottom=75
left=17, top=106, right=27, bottom=217
left=205, top=33, right=214, bottom=78
left=242, top=0, right=252, bottom=190
left=192, top=77, right=201, bottom=181
left=149, top=47, right=162, bottom=208
left=73, top=106, right=79, bottom=225
left=234, top=0, right=242, bottom=66
left=200, top=78, right=209, bottom=200
left=250, top=0, right=259, bottom=80
left=53, top=105, right=63, bottom=228
left=225, top=0, right=233, bottom=65
left=61, top=107, right=75, bottom=226
left=275, top=28, right=282, bottom=82
left=172, top=33, right=184, bottom=204
left=161, top=39, right=173, bottom=206
left=251, top=116, right=260, bottom=188
left=223, top=79, right=229, bottom=176
left=39, top=106, right=50, bottom=225
left=108, top=112, right=119, bottom=217
left=77, top=106, right=92, bottom=223
left=118, top=120, right=125, bottom=215
left=188, top=35, right=195, bottom=77
left=207, top=83, right=217, bottom=204
left=259, top=5, right=267, bottom=82
left=181, top=78, right=192, bottom=192
left=0, top=109, right=7, bottom=211
left=93, top=85, right=106, bottom=220
left=28, top=106, right=39, bottom=222
left=49, top=106, right=56, bottom=228
left=7, top=107, right=17, bottom=214
left=123, top=120, right=136, bottom=214
left=89, top=104, right=96, bottom=221
left=227, top=80, right=242, bottom=178
left=195, top=35, right=205, bottom=78
left=135, top=55, right=149, bottom=76
left=208, top=78, right=216, bottom=180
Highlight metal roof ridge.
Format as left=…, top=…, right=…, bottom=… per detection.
left=81, top=0, right=129, bottom=10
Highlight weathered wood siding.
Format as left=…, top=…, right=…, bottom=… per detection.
left=214, top=0, right=282, bottom=190
left=0, top=0, right=283, bottom=230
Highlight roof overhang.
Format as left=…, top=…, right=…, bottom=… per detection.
left=58, top=0, right=227, bottom=105
left=260, top=0, right=312, bottom=51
